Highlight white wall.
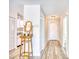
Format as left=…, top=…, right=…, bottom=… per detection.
left=40, top=17, right=45, bottom=51
left=63, top=15, right=69, bottom=57
left=40, top=10, right=45, bottom=51
left=24, top=5, right=40, bottom=56
left=47, top=17, right=60, bottom=40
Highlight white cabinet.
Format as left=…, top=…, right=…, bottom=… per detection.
left=9, top=17, right=17, bottom=50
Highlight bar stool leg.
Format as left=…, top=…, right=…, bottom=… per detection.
left=24, top=39, right=26, bottom=59
left=20, top=40, right=22, bottom=59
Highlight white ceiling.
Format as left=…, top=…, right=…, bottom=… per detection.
left=17, top=0, right=69, bottom=16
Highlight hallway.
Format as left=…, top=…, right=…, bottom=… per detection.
left=9, top=0, right=69, bottom=59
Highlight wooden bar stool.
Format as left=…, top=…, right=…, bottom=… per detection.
left=19, top=20, right=33, bottom=59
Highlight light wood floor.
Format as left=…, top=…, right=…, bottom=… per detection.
left=9, top=47, right=40, bottom=59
